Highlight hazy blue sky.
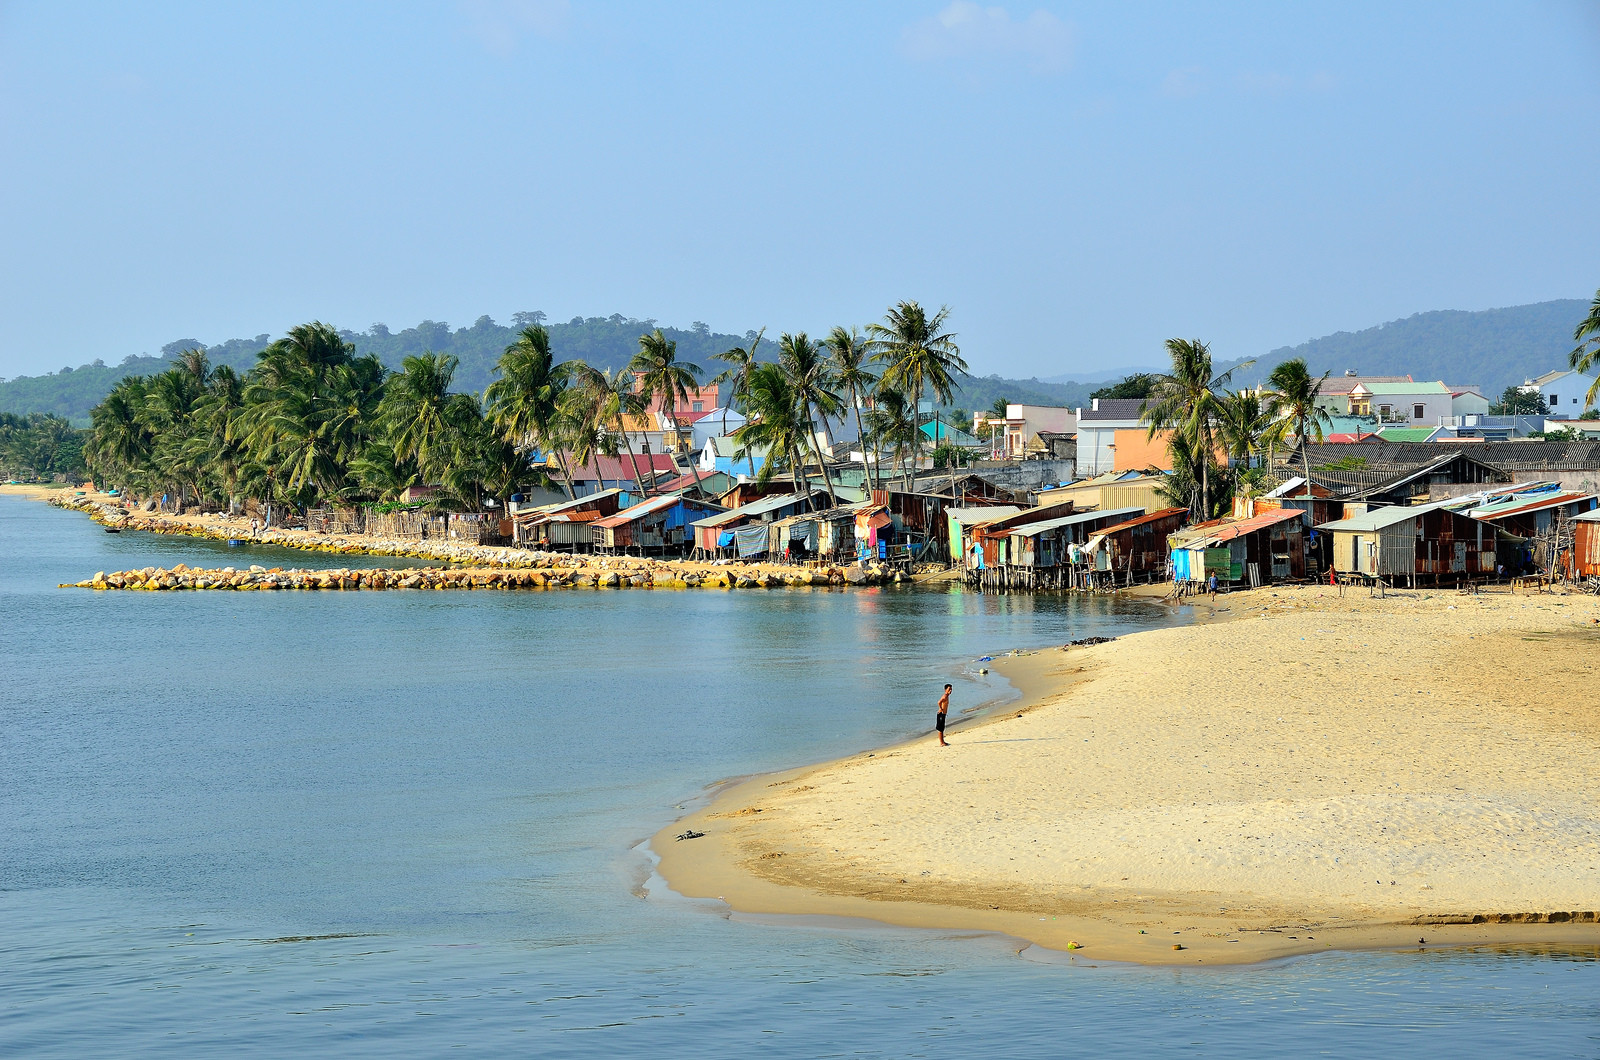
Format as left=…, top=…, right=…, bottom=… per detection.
left=2, top=1, right=1597, bottom=381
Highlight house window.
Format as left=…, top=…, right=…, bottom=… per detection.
left=1379, top=404, right=1392, bottom=419
left=692, top=401, right=703, bottom=412
left=1549, top=394, right=1557, bottom=406
left=1413, top=403, right=1425, bottom=420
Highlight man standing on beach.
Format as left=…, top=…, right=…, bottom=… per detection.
left=936, top=683, right=952, bottom=746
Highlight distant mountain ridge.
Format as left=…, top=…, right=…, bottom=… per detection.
left=1040, top=300, right=1586, bottom=396
left=1241, top=299, right=1587, bottom=394
left=0, top=298, right=1588, bottom=422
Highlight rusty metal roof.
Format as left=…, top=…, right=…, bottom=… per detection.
left=1097, top=507, right=1187, bottom=535
left=593, top=494, right=722, bottom=529
left=1174, top=507, right=1303, bottom=547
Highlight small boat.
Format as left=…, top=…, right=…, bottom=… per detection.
left=104, top=526, right=121, bottom=534
left=227, top=538, right=245, bottom=546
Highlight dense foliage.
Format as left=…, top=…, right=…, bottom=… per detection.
left=1489, top=385, right=1548, bottom=415
left=3, top=311, right=1058, bottom=423
left=81, top=302, right=969, bottom=516
left=0, top=413, right=86, bottom=480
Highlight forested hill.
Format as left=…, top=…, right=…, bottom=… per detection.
left=3, top=298, right=1587, bottom=422
left=1239, top=299, right=1588, bottom=393
left=0, top=312, right=1098, bottom=423
left=0, top=315, right=757, bottom=422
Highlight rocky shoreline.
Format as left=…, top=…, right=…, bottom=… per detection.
left=50, top=494, right=908, bottom=590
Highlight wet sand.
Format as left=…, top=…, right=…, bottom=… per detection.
left=655, top=586, right=1600, bottom=965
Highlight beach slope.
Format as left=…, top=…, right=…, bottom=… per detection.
left=656, top=588, right=1600, bottom=964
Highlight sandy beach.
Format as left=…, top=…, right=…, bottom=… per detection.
left=656, top=585, right=1600, bottom=964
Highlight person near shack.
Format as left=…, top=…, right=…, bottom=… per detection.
left=935, top=683, right=952, bottom=747
left=1207, top=572, right=1218, bottom=601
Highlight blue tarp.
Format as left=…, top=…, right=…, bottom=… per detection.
left=734, top=523, right=769, bottom=558
left=718, top=530, right=735, bottom=548
left=788, top=520, right=817, bottom=552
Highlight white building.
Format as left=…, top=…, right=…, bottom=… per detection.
left=1074, top=398, right=1145, bottom=476
left=1521, top=369, right=1598, bottom=414
left=1449, top=386, right=1490, bottom=418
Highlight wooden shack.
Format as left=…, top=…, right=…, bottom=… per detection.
left=1086, top=507, right=1188, bottom=582
left=976, top=506, right=1144, bottom=590
left=690, top=488, right=826, bottom=558
left=1317, top=500, right=1499, bottom=584
left=1169, top=508, right=1306, bottom=586
left=1564, top=510, right=1600, bottom=581
left=591, top=495, right=725, bottom=555
left=513, top=487, right=633, bottom=550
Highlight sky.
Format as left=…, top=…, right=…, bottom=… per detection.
left=1, top=1, right=1597, bottom=382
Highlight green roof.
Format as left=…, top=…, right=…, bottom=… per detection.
left=1352, top=381, right=1450, bottom=395
left=1374, top=427, right=1441, bottom=442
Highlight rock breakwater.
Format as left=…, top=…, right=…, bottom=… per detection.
left=63, top=562, right=896, bottom=592
left=52, top=495, right=909, bottom=590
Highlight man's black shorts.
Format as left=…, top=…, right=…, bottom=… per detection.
left=935, top=712, right=946, bottom=732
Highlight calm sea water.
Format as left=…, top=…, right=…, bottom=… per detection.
left=2, top=495, right=1596, bottom=1058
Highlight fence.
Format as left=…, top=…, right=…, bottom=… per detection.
left=304, top=507, right=511, bottom=544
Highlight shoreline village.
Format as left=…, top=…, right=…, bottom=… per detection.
left=13, top=299, right=1600, bottom=969
left=12, top=302, right=1600, bottom=601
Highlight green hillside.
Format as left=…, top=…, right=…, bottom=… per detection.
left=1243, top=299, right=1587, bottom=393
left=3, top=298, right=1588, bottom=423
left=0, top=313, right=1099, bottom=424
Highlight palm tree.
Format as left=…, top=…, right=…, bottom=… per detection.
left=630, top=329, right=705, bottom=494
left=735, top=363, right=813, bottom=499
left=1140, top=338, right=1251, bottom=520
left=779, top=331, right=843, bottom=506
left=379, top=353, right=478, bottom=485
left=571, top=365, right=649, bottom=494
left=822, top=326, right=878, bottom=491
left=560, top=398, right=621, bottom=499
left=712, top=327, right=764, bottom=437
left=867, top=301, right=967, bottom=477
left=486, top=325, right=579, bottom=499
left=1572, top=288, right=1600, bottom=409
left=1153, top=430, right=1235, bottom=520
left=85, top=377, right=154, bottom=496
left=1216, top=389, right=1273, bottom=469
left=864, top=386, right=919, bottom=493
left=1267, top=358, right=1333, bottom=497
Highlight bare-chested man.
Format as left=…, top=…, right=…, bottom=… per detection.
left=936, top=683, right=952, bottom=746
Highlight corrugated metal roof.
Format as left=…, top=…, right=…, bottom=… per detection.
left=1467, top=491, right=1597, bottom=520
left=1172, top=507, right=1303, bottom=547
left=691, top=489, right=824, bottom=528
left=1576, top=509, right=1600, bottom=523
left=1097, top=507, right=1187, bottom=534
left=1374, top=427, right=1443, bottom=442
left=1008, top=506, right=1144, bottom=538
left=947, top=506, right=1022, bottom=526
left=1316, top=499, right=1459, bottom=532
left=593, top=494, right=721, bottom=529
